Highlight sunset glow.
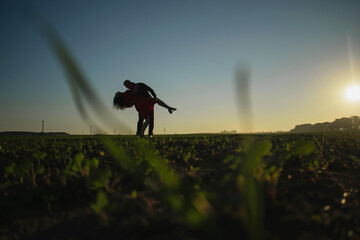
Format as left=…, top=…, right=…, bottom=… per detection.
left=345, top=84, right=360, bottom=102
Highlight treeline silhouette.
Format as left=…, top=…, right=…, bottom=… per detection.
left=0, top=131, right=69, bottom=136
left=290, top=116, right=360, bottom=133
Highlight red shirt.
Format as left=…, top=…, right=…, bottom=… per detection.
left=124, top=90, right=156, bottom=118
left=135, top=97, right=156, bottom=119
left=123, top=90, right=136, bottom=107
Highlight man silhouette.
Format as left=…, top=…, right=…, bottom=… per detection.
left=124, top=80, right=176, bottom=136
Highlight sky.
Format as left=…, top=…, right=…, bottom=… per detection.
left=1, top=0, right=360, bottom=135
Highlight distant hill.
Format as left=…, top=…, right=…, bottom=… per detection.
left=290, top=116, right=360, bottom=133
left=0, top=131, right=69, bottom=136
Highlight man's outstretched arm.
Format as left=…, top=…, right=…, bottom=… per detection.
left=141, top=83, right=157, bottom=99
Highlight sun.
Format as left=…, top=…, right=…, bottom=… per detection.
left=344, top=84, right=360, bottom=102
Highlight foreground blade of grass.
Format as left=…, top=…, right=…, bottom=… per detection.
left=241, top=139, right=272, bottom=240
left=235, top=65, right=253, bottom=132
left=40, top=22, right=128, bottom=132
left=101, top=137, right=136, bottom=171
left=133, top=139, right=179, bottom=189
left=101, top=136, right=179, bottom=190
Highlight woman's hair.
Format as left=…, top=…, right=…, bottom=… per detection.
left=113, top=92, right=127, bottom=110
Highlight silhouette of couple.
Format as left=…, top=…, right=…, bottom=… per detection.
left=113, top=80, right=176, bottom=137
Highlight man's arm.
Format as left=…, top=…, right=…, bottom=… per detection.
left=139, top=83, right=157, bottom=98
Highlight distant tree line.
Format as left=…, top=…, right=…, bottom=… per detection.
left=0, top=131, right=69, bottom=136
left=290, top=116, right=360, bottom=133
left=221, top=130, right=238, bottom=134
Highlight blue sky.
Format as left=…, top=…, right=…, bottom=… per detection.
left=1, top=0, right=360, bottom=134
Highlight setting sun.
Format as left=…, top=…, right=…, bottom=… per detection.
left=345, top=84, right=360, bottom=102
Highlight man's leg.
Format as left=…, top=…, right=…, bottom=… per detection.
left=136, top=113, right=144, bottom=136
left=140, top=117, right=150, bottom=136
left=148, top=110, right=154, bottom=136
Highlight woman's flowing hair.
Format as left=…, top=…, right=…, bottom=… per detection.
left=113, top=92, right=127, bottom=110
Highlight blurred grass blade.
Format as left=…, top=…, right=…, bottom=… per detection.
left=290, top=140, right=315, bottom=156
left=101, top=137, right=136, bottom=170
left=235, top=65, right=253, bottom=133
left=134, top=140, right=179, bottom=189
left=67, top=74, right=92, bottom=124
left=39, top=20, right=128, bottom=132
left=241, top=139, right=271, bottom=240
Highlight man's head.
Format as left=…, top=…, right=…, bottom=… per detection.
left=124, top=80, right=135, bottom=89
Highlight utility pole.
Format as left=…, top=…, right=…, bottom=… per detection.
left=164, top=128, right=166, bottom=135
left=114, top=128, right=116, bottom=135
left=90, top=125, right=92, bottom=135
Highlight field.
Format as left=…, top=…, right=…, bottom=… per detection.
left=0, top=133, right=359, bottom=239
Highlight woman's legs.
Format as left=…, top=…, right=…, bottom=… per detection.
left=148, top=110, right=154, bottom=136
left=156, top=98, right=177, bottom=114
left=136, top=112, right=144, bottom=136
left=140, top=116, right=151, bottom=136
